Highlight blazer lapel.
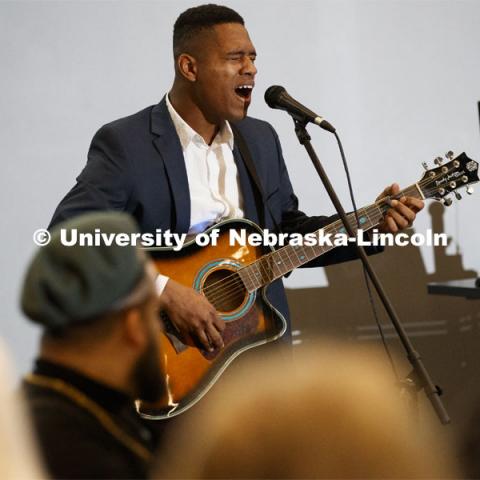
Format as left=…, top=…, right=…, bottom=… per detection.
left=151, top=97, right=191, bottom=234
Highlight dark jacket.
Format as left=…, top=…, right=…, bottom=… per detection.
left=23, top=360, right=162, bottom=480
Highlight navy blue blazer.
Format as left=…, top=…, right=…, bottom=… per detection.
left=50, top=97, right=378, bottom=333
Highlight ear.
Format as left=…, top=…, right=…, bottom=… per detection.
left=176, top=53, right=198, bottom=82
left=122, top=308, right=148, bottom=350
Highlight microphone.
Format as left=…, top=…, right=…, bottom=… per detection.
left=264, top=85, right=336, bottom=133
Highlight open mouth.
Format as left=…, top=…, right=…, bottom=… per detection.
left=235, top=85, right=253, bottom=100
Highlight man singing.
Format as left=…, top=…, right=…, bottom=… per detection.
left=49, top=4, right=423, bottom=352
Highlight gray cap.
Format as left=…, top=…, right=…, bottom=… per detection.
left=21, top=212, right=147, bottom=331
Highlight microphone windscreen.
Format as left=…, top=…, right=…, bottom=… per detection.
left=264, top=85, right=286, bottom=108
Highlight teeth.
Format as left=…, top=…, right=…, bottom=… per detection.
left=238, top=85, right=253, bottom=89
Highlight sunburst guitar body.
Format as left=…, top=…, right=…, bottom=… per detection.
left=138, top=219, right=286, bottom=419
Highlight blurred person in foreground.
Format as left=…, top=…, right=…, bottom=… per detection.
left=156, top=342, right=458, bottom=479
left=20, top=212, right=166, bottom=479
left=460, top=402, right=480, bottom=478
left=0, top=340, right=45, bottom=479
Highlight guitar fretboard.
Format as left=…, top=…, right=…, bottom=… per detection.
left=238, top=184, right=422, bottom=292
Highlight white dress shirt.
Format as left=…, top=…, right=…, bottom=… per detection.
left=156, top=95, right=244, bottom=294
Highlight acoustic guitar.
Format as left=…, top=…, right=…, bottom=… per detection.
left=137, top=152, right=478, bottom=419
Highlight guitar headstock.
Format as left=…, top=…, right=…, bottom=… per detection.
left=418, top=151, right=479, bottom=205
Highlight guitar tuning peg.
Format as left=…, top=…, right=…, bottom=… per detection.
left=442, top=197, right=453, bottom=207
left=445, top=151, right=454, bottom=160
left=422, top=162, right=428, bottom=170
left=434, top=157, right=443, bottom=165
left=466, top=186, right=474, bottom=195
left=455, top=191, right=462, bottom=200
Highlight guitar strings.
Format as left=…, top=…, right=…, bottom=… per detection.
left=202, top=206, right=384, bottom=307
left=201, top=198, right=394, bottom=301
left=201, top=190, right=410, bottom=303
left=202, top=174, right=456, bottom=306
left=202, top=193, right=418, bottom=307
left=204, top=161, right=460, bottom=299
left=200, top=165, right=463, bottom=305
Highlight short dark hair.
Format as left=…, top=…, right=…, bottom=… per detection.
left=173, top=4, right=244, bottom=59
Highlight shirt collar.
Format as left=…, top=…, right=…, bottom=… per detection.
left=166, top=93, right=234, bottom=151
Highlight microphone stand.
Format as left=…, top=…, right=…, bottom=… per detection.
left=293, top=118, right=450, bottom=425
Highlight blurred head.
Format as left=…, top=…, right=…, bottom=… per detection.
left=157, top=342, right=457, bottom=478
left=21, top=212, right=166, bottom=402
left=173, top=4, right=257, bottom=123
left=40, top=259, right=166, bottom=402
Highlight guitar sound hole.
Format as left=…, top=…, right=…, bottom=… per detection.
left=203, top=269, right=247, bottom=313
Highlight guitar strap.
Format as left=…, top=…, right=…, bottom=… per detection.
left=231, top=124, right=280, bottom=232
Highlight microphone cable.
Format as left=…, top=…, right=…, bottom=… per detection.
left=333, top=131, right=400, bottom=382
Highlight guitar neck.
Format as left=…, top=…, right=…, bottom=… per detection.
left=238, top=183, right=423, bottom=292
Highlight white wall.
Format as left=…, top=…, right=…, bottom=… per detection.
left=1, top=0, right=479, bottom=374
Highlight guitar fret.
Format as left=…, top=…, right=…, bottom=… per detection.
left=252, top=260, right=264, bottom=288
left=311, top=242, right=327, bottom=259
left=271, top=252, right=283, bottom=277
left=291, top=244, right=309, bottom=265
left=238, top=264, right=256, bottom=292
left=259, top=255, right=274, bottom=284
left=367, top=204, right=384, bottom=225
left=304, top=240, right=318, bottom=261
left=252, top=263, right=264, bottom=288
left=292, top=246, right=303, bottom=267
left=363, top=208, right=373, bottom=228
left=273, top=254, right=285, bottom=279
left=282, top=247, right=296, bottom=272
left=405, top=185, right=420, bottom=198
